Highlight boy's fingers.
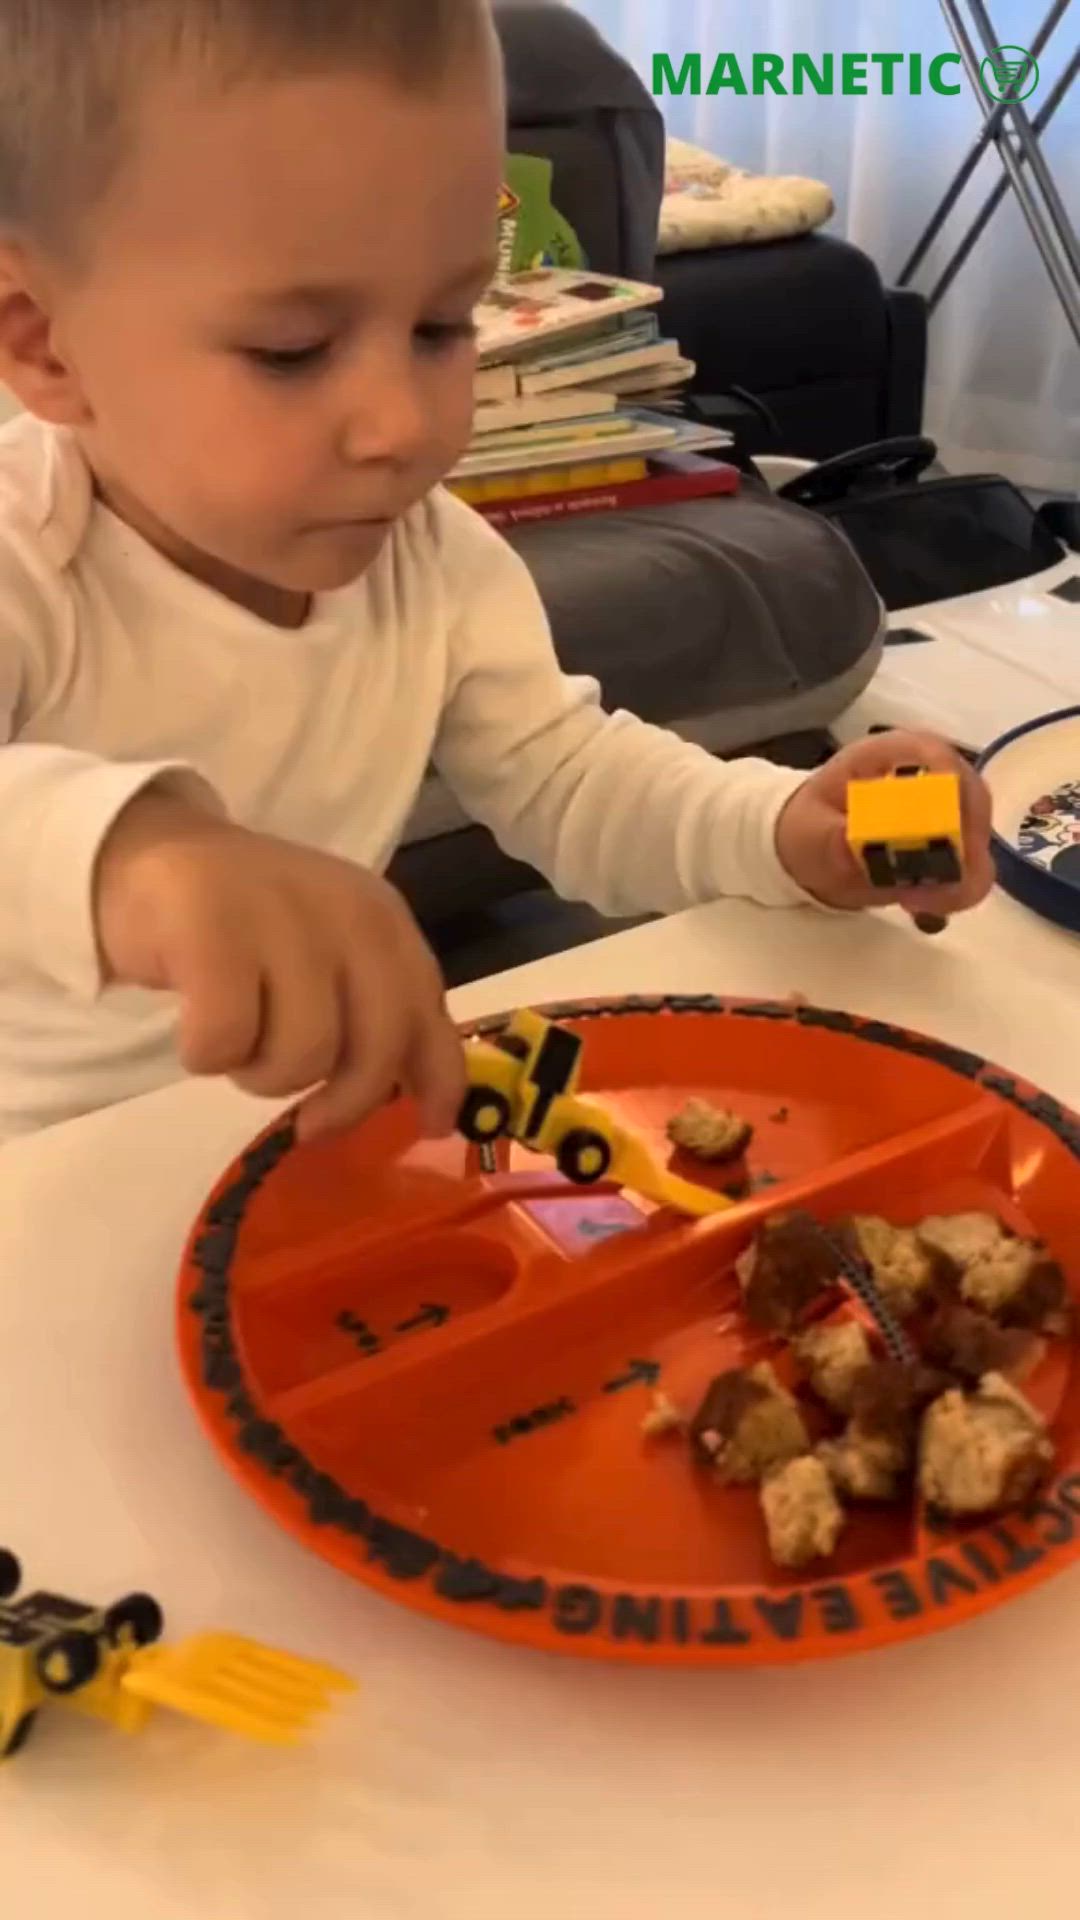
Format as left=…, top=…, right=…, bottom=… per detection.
left=405, top=1003, right=467, bottom=1136
left=816, top=811, right=875, bottom=902
left=174, top=933, right=264, bottom=1075
left=295, top=960, right=409, bottom=1142
left=844, top=729, right=961, bottom=779
left=828, top=733, right=995, bottom=913
left=819, top=811, right=995, bottom=917
left=233, top=951, right=341, bottom=1099
left=894, top=848, right=997, bottom=919
left=850, top=734, right=994, bottom=846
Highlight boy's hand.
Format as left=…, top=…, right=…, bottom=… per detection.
left=775, top=732, right=995, bottom=917
left=93, top=791, right=465, bottom=1143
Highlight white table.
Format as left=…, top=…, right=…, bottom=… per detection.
left=832, top=553, right=1080, bottom=754
left=3, top=892, right=1080, bottom=1920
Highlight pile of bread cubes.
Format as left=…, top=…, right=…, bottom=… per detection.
left=645, top=1210, right=1067, bottom=1571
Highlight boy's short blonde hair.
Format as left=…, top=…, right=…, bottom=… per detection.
left=0, top=0, right=494, bottom=248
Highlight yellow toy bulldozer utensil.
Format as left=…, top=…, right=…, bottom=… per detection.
left=458, top=1008, right=734, bottom=1220
left=119, top=1633, right=355, bottom=1746
left=0, top=1552, right=354, bottom=1758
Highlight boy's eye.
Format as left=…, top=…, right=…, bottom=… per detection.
left=415, top=320, right=478, bottom=353
left=242, top=341, right=333, bottom=377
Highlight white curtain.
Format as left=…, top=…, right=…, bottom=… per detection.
left=565, top=0, right=1079, bottom=492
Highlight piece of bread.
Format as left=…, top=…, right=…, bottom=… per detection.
left=845, top=1214, right=938, bottom=1319
left=817, top=1426, right=909, bottom=1502
left=923, top=1302, right=1044, bottom=1385
left=918, top=1372, right=1054, bottom=1516
left=640, top=1391, right=686, bottom=1438
left=850, top=1359, right=953, bottom=1448
left=667, top=1098, right=753, bottom=1164
left=735, top=1215, right=838, bottom=1332
left=690, top=1362, right=809, bottom=1485
left=793, top=1320, right=873, bottom=1415
left=916, top=1213, right=1066, bottom=1328
left=761, top=1455, right=846, bottom=1569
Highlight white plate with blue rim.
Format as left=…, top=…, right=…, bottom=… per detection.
left=978, top=706, right=1080, bottom=932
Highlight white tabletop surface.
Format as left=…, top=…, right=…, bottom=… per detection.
left=832, top=553, right=1080, bottom=755
left=3, top=890, right=1080, bottom=1920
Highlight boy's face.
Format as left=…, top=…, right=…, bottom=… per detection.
left=40, top=55, right=503, bottom=600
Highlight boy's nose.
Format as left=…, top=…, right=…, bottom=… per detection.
left=338, top=363, right=428, bottom=471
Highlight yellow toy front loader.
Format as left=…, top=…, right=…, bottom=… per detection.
left=458, top=1009, right=734, bottom=1219
left=0, top=1550, right=352, bottom=1758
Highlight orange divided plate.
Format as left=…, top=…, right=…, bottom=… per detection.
left=176, top=996, right=1080, bottom=1666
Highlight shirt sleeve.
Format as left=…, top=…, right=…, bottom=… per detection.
left=429, top=488, right=818, bottom=919
left=0, top=585, right=223, bottom=1004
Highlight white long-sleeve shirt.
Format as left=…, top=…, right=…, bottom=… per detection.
left=0, top=413, right=815, bottom=1139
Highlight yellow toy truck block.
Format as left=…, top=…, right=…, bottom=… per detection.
left=846, top=765, right=963, bottom=890
left=458, top=1011, right=733, bottom=1219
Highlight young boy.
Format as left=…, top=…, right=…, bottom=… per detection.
left=0, top=0, right=992, bottom=1146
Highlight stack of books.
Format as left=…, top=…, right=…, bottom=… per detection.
left=448, top=268, right=738, bottom=530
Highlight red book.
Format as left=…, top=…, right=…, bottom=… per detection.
left=477, top=453, right=740, bottom=530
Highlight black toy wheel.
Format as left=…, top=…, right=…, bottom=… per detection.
left=0, top=1549, right=21, bottom=1600
left=556, top=1128, right=613, bottom=1186
left=36, top=1629, right=101, bottom=1696
left=104, top=1593, right=165, bottom=1648
left=459, top=1086, right=512, bottom=1144
left=1, top=1710, right=38, bottom=1758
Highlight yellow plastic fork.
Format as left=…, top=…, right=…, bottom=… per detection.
left=119, top=1633, right=355, bottom=1746
left=606, top=1129, right=736, bottom=1219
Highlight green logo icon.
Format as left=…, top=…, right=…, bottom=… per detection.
left=980, top=44, right=1039, bottom=101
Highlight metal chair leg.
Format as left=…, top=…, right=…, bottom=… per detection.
left=898, top=0, right=1080, bottom=347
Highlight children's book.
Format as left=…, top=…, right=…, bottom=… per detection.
left=475, top=269, right=664, bottom=366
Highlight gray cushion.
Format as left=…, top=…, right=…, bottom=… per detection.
left=402, top=489, right=884, bottom=846
left=506, top=487, right=881, bottom=721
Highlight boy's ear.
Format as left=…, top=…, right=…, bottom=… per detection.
left=0, top=241, right=93, bottom=426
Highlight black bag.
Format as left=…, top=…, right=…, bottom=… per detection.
left=773, top=436, right=1077, bottom=613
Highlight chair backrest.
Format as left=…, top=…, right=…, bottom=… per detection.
left=494, top=2, right=665, bottom=279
